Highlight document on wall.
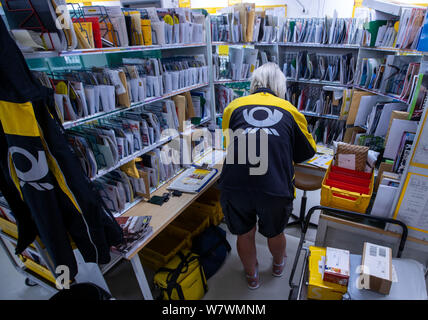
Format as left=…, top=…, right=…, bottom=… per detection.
left=389, top=173, right=428, bottom=236
left=412, top=118, right=428, bottom=167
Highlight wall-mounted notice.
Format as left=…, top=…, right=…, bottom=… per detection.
left=411, top=116, right=428, bottom=169
left=392, top=173, right=428, bottom=240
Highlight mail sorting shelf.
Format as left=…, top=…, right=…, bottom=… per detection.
left=286, top=78, right=354, bottom=88
left=112, top=167, right=186, bottom=218
left=62, top=82, right=210, bottom=129
left=90, top=134, right=179, bottom=181
left=23, top=43, right=209, bottom=59
left=288, top=205, right=408, bottom=300
left=353, top=85, right=411, bottom=105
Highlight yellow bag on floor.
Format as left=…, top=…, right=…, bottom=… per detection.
left=154, top=250, right=207, bottom=300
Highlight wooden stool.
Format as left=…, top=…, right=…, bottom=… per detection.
left=286, top=170, right=324, bottom=230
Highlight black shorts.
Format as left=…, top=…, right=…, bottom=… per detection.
left=220, top=190, right=293, bottom=238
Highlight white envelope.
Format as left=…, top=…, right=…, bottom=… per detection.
left=173, top=23, right=180, bottom=43
left=165, top=23, right=173, bottom=44
left=202, top=66, right=208, bottom=83
left=152, top=21, right=166, bottom=45
left=184, top=69, right=190, bottom=87
left=93, top=85, right=101, bottom=113
left=192, top=23, right=203, bottom=43
left=198, top=67, right=203, bottom=84
left=188, top=23, right=194, bottom=43
left=146, top=76, right=155, bottom=97
left=171, top=72, right=180, bottom=91
left=84, top=86, right=96, bottom=115
left=107, top=85, right=116, bottom=111
left=129, top=78, right=139, bottom=103
left=157, top=75, right=164, bottom=96
left=148, top=76, right=161, bottom=97
left=163, top=72, right=172, bottom=94
left=138, top=77, right=146, bottom=101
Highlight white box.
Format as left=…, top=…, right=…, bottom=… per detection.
left=323, top=247, right=350, bottom=286
left=361, top=242, right=393, bottom=295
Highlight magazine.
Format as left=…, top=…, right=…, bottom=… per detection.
left=167, top=166, right=218, bottom=193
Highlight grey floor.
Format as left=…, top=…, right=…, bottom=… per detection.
left=0, top=189, right=320, bottom=300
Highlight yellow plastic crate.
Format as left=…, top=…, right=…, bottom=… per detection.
left=140, top=224, right=192, bottom=270
left=320, top=165, right=374, bottom=214
left=198, top=186, right=220, bottom=203
left=191, top=201, right=223, bottom=226
left=308, top=246, right=347, bottom=300
left=171, top=208, right=210, bottom=239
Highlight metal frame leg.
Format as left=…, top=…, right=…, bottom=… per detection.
left=286, top=190, right=318, bottom=229
left=130, top=255, right=153, bottom=300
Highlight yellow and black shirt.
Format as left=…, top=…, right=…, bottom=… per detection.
left=218, top=88, right=317, bottom=199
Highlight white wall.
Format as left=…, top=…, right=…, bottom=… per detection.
left=190, top=0, right=355, bottom=18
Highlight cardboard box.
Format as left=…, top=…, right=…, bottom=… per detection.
left=361, top=242, right=393, bottom=295
left=307, top=246, right=347, bottom=300
left=324, top=247, right=350, bottom=286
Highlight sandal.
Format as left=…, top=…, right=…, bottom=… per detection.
left=245, top=263, right=260, bottom=290
left=272, top=255, right=287, bottom=277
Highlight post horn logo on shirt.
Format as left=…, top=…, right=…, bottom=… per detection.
left=9, top=147, right=54, bottom=191
left=243, top=106, right=283, bottom=136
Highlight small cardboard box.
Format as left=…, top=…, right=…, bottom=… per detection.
left=324, top=247, right=350, bottom=286
left=307, top=246, right=347, bottom=300
left=361, top=242, right=393, bottom=295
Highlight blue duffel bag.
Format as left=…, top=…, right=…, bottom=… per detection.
left=192, top=226, right=231, bottom=280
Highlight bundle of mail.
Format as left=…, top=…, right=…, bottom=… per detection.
left=282, top=13, right=365, bottom=46
left=113, top=216, right=153, bottom=255
left=2, top=1, right=206, bottom=52
left=213, top=47, right=259, bottom=81
left=215, top=85, right=240, bottom=114
left=31, top=55, right=208, bottom=124
left=287, top=84, right=352, bottom=118
left=355, top=54, right=422, bottom=99
left=369, top=7, right=426, bottom=50
left=211, top=4, right=286, bottom=43
left=283, top=51, right=356, bottom=85
left=307, top=118, right=346, bottom=146
left=93, top=145, right=183, bottom=216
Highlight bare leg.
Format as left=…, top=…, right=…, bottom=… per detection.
left=267, top=232, right=286, bottom=265
left=236, top=226, right=257, bottom=275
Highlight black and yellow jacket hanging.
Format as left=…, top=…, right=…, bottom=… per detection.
left=0, top=18, right=122, bottom=279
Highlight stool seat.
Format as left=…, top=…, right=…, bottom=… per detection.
left=294, top=171, right=324, bottom=191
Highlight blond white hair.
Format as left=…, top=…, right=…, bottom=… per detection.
left=250, top=62, right=287, bottom=99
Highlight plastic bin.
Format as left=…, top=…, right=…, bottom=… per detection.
left=171, top=207, right=210, bottom=239
left=140, top=224, right=192, bottom=270
left=191, top=201, right=224, bottom=226
left=320, top=165, right=374, bottom=214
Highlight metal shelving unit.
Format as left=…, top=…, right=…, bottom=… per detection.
left=0, top=10, right=217, bottom=293
left=24, top=43, right=208, bottom=59
left=286, top=78, right=353, bottom=88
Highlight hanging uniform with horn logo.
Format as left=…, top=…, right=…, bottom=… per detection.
left=0, top=17, right=122, bottom=280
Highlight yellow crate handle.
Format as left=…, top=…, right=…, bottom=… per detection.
left=329, top=187, right=362, bottom=205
